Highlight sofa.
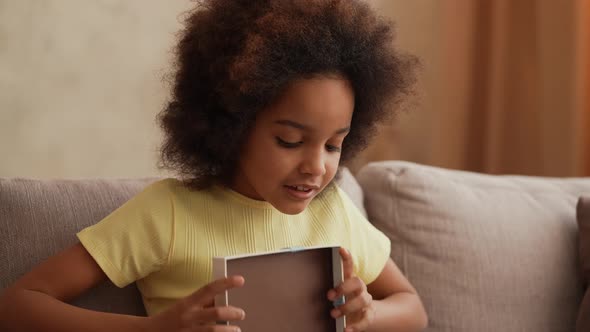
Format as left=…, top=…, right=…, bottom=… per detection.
left=2, top=161, right=590, bottom=331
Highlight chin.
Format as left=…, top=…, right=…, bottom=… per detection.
left=273, top=201, right=309, bottom=215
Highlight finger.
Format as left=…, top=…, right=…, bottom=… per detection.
left=182, top=306, right=245, bottom=325
left=189, top=324, right=243, bottom=332
left=203, top=298, right=215, bottom=308
left=188, top=276, right=245, bottom=307
left=339, top=247, right=355, bottom=279
left=328, top=247, right=354, bottom=301
left=344, top=308, right=374, bottom=332
left=331, top=291, right=372, bottom=318
left=333, top=276, right=366, bottom=299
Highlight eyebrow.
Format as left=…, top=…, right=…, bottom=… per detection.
left=274, top=120, right=350, bottom=135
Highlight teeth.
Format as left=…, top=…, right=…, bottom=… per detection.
left=290, top=185, right=310, bottom=192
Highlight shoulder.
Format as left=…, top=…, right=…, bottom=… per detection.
left=138, top=179, right=231, bottom=216
left=140, top=178, right=208, bottom=201
left=144, top=178, right=184, bottom=194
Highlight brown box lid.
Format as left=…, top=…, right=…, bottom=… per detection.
left=213, top=246, right=344, bottom=332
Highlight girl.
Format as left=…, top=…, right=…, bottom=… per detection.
left=0, top=0, right=427, bottom=331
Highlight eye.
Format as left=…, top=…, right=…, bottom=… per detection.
left=275, top=137, right=302, bottom=148
left=325, top=144, right=342, bottom=153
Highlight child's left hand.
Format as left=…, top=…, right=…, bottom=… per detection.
left=327, top=247, right=376, bottom=332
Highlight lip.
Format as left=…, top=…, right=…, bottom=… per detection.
left=287, top=183, right=321, bottom=190
left=283, top=184, right=320, bottom=200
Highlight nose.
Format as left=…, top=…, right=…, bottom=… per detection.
left=298, top=147, right=327, bottom=176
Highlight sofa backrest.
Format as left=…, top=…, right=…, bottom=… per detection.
left=0, top=178, right=155, bottom=315
left=0, top=168, right=363, bottom=316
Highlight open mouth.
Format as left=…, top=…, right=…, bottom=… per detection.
left=285, top=185, right=313, bottom=193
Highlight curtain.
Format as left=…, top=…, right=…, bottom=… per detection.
left=352, top=0, right=589, bottom=176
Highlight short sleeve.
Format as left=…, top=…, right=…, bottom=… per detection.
left=335, top=186, right=391, bottom=285
left=77, top=179, right=176, bottom=288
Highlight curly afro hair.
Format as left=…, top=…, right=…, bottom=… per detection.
left=159, top=0, right=417, bottom=189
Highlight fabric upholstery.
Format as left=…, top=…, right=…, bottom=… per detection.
left=0, top=178, right=156, bottom=315
left=357, top=161, right=590, bottom=332
left=337, top=167, right=367, bottom=217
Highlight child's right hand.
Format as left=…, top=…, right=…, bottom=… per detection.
left=148, top=275, right=246, bottom=332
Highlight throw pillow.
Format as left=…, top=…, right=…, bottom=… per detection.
left=357, top=161, right=590, bottom=332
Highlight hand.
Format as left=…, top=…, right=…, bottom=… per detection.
left=149, top=275, right=246, bottom=332
left=327, top=248, right=375, bottom=332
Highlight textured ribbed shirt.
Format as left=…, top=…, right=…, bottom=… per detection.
left=77, top=178, right=390, bottom=316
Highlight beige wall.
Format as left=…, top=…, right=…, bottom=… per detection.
left=1, top=0, right=432, bottom=178
left=0, top=1, right=191, bottom=178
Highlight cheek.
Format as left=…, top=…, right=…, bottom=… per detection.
left=323, top=154, right=341, bottom=179
left=252, top=144, right=293, bottom=173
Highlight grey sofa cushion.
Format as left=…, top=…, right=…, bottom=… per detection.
left=356, top=161, right=590, bottom=332
left=0, top=178, right=156, bottom=315
left=336, top=167, right=367, bottom=218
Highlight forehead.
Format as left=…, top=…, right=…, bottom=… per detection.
left=260, top=77, right=355, bottom=127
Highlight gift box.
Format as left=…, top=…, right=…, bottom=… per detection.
left=213, top=246, right=345, bottom=332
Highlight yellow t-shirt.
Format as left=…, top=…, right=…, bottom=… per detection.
left=77, top=179, right=390, bottom=316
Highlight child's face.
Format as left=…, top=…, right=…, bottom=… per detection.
left=232, top=76, right=354, bottom=214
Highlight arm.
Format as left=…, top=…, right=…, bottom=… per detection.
left=366, top=258, right=428, bottom=332
left=0, top=243, right=150, bottom=332
left=328, top=248, right=427, bottom=332
left=0, top=243, right=246, bottom=332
